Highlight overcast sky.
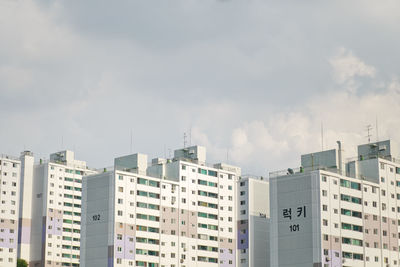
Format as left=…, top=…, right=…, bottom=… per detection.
left=1, top=0, right=400, bottom=176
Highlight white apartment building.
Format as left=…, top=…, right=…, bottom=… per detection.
left=81, top=145, right=241, bottom=267
left=237, top=176, right=270, bottom=267
left=0, top=155, right=21, bottom=267
left=18, top=150, right=98, bottom=267
left=270, top=140, right=400, bottom=267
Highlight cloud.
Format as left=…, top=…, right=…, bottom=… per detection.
left=330, top=48, right=376, bottom=92
left=191, top=55, right=400, bottom=175
left=0, top=1, right=400, bottom=175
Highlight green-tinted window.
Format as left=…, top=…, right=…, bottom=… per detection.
left=64, top=194, right=73, bottom=199
left=198, top=223, right=207, bottom=229
left=149, top=192, right=159, bottom=199
left=208, top=192, right=218, bottom=198
left=137, top=202, right=147, bottom=208
left=208, top=258, right=218, bottom=263
left=148, top=204, right=159, bottom=210
left=198, top=190, right=207, bottom=196
left=352, top=225, right=363, bottom=232
left=137, top=190, right=148, bottom=197
left=148, top=215, right=159, bottom=222
left=137, top=225, right=147, bottom=231
left=148, top=180, right=159, bottom=187
left=63, top=219, right=73, bottom=224
left=198, top=168, right=207, bottom=175
left=64, top=211, right=72, bottom=215
left=208, top=203, right=218, bottom=209
left=351, top=197, right=361, bottom=204
left=64, top=177, right=74, bottom=182
left=342, top=223, right=351, bottom=230
left=350, top=182, right=361, bottom=190
left=352, top=239, right=363, bottom=246
left=208, top=182, right=217, bottom=187
left=208, top=224, right=218, bottom=230
left=353, top=253, right=363, bottom=260
left=208, top=214, right=218, bottom=220
left=340, top=179, right=350, bottom=188
left=341, top=209, right=351, bottom=216
left=198, top=212, right=207, bottom=218
left=137, top=214, right=147, bottom=220
left=198, top=180, right=207, bottom=186
left=148, top=227, right=159, bottom=233
left=63, top=236, right=72, bottom=241
left=208, top=170, right=217, bottom=177
left=138, top=178, right=147, bottom=185
left=342, top=237, right=351, bottom=244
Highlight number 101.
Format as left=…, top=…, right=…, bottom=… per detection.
left=290, top=224, right=300, bottom=232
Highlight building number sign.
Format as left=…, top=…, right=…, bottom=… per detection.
left=93, top=214, right=101, bottom=221
left=282, top=206, right=306, bottom=232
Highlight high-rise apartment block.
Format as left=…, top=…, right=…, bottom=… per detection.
left=81, top=146, right=241, bottom=267
left=237, top=176, right=270, bottom=267
left=18, top=150, right=98, bottom=267
left=0, top=155, right=21, bottom=266
left=270, top=140, right=400, bottom=267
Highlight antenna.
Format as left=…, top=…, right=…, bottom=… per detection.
left=321, top=122, right=324, bottom=151
left=376, top=116, right=379, bottom=142
left=183, top=133, right=187, bottom=148
left=226, top=148, right=229, bottom=163
left=189, top=125, right=192, bottom=147
left=130, top=129, right=133, bottom=153
left=366, top=124, right=372, bottom=143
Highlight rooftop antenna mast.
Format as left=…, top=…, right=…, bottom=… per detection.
left=321, top=122, right=324, bottom=151
left=366, top=124, right=372, bottom=143
left=376, top=116, right=379, bottom=142
left=183, top=133, right=187, bottom=148
left=189, top=125, right=192, bottom=146
left=130, top=129, right=133, bottom=153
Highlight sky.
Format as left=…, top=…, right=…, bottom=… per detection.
left=1, top=0, right=400, bottom=176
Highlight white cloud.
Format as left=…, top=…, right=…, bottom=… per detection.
left=330, top=48, right=376, bottom=92
left=191, top=54, right=400, bottom=175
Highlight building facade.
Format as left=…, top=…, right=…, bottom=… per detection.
left=237, top=176, right=270, bottom=267
left=0, top=155, right=21, bottom=266
left=18, top=150, right=97, bottom=267
left=270, top=140, right=400, bottom=267
left=81, top=146, right=241, bottom=267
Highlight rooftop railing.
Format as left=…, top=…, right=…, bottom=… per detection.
left=0, top=154, right=20, bottom=161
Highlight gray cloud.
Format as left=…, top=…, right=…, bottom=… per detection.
left=0, top=0, right=399, bottom=175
